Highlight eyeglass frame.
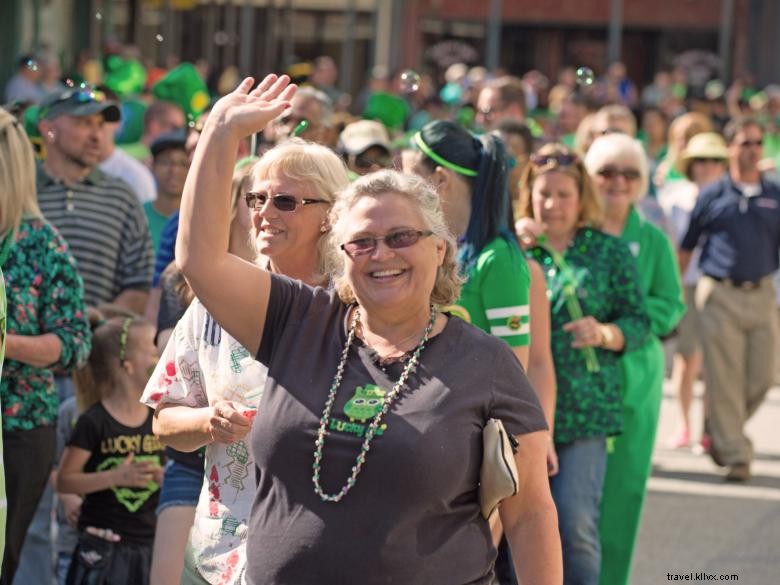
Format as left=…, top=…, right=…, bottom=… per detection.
left=595, top=166, right=642, bottom=181
left=244, top=191, right=329, bottom=212
left=340, top=229, right=434, bottom=257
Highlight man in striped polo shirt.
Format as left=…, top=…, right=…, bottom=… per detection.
left=36, top=87, right=153, bottom=314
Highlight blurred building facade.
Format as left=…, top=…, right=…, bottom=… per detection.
left=2, top=0, right=779, bottom=99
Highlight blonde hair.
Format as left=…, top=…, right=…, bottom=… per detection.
left=0, top=109, right=42, bottom=236
left=517, top=143, right=603, bottom=228
left=592, top=104, right=637, bottom=136
left=251, top=140, right=349, bottom=278
left=584, top=133, right=649, bottom=200
left=327, top=170, right=463, bottom=306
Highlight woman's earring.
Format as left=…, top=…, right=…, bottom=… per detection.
left=320, top=223, right=329, bottom=233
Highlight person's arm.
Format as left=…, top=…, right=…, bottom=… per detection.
left=678, top=248, right=693, bottom=278
left=153, top=401, right=251, bottom=452
left=113, top=289, right=149, bottom=316
left=644, top=233, right=686, bottom=337
left=527, top=260, right=559, bottom=476
left=177, top=75, right=295, bottom=355
left=526, top=260, right=556, bottom=429
left=4, top=333, right=61, bottom=367
left=56, top=447, right=157, bottom=495
left=32, top=227, right=92, bottom=370
left=500, top=430, right=563, bottom=585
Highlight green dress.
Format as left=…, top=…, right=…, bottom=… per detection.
left=599, top=207, right=685, bottom=585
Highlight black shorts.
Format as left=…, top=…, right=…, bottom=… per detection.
left=65, top=531, right=152, bottom=585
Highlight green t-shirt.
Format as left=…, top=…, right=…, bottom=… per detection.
left=446, top=236, right=531, bottom=347
left=143, top=201, right=172, bottom=254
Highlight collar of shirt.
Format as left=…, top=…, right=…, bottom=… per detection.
left=36, top=161, right=108, bottom=188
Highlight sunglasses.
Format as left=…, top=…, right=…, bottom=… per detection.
left=596, top=167, right=641, bottom=181
left=737, top=140, right=763, bottom=148
left=244, top=192, right=328, bottom=212
left=530, top=153, right=579, bottom=167
left=341, top=229, right=433, bottom=257
left=691, top=157, right=725, bottom=164
left=354, top=153, right=392, bottom=170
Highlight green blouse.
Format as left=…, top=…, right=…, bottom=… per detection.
left=1, top=217, right=91, bottom=431
left=529, top=228, right=649, bottom=444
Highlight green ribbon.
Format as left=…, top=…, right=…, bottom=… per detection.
left=537, top=234, right=600, bottom=373
left=412, top=132, right=478, bottom=177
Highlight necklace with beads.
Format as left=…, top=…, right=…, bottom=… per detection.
left=312, top=304, right=437, bottom=503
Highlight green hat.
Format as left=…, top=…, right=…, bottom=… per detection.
left=23, top=105, right=41, bottom=138
left=363, top=91, right=410, bottom=131
left=115, top=98, right=147, bottom=145
left=152, top=63, right=209, bottom=121
left=104, top=56, right=147, bottom=98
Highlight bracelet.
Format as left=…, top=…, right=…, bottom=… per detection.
left=599, top=324, right=615, bottom=348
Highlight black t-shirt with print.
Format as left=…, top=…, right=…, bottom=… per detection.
left=67, top=402, right=165, bottom=544
left=248, top=275, right=548, bottom=585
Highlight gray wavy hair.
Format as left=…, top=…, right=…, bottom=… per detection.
left=326, top=170, right=463, bottom=306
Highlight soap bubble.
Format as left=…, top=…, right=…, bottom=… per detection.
left=704, top=80, right=725, bottom=100
left=64, top=79, right=75, bottom=88
left=399, top=70, right=421, bottom=94
left=155, top=34, right=164, bottom=42
left=575, top=67, right=595, bottom=87
left=214, top=31, right=230, bottom=46
left=25, top=59, right=39, bottom=72
left=95, top=11, right=103, bottom=21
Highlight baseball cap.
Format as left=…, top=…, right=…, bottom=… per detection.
left=338, top=120, right=391, bottom=156
left=150, top=128, right=189, bottom=157
left=38, top=88, right=121, bottom=122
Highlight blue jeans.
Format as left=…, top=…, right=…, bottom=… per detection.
left=156, top=460, right=202, bottom=515
left=550, top=437, right=607, bottom=585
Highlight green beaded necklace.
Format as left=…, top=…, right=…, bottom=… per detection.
left=312, top=304, right=437, bottom=503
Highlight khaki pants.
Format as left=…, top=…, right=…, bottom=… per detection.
left=695, top=276, right=778, bottom=466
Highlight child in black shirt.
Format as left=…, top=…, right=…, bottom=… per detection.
left=57, top=316, right=164, bottom=585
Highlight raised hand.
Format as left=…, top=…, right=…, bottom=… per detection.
left=205, top=74, right=297, bottom=141
left=515, top=217, right=546, bottom=249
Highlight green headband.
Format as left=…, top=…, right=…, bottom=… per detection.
left=413, top=132, right=478, bottom=177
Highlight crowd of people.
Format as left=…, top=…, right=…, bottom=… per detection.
left=1, top=43, right=779, bottom=585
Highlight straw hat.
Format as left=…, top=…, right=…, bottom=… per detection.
left=679, top=132, right=728, bottom=178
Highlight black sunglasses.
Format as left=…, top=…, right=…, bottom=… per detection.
left=341, top=229, right=433, bottom=257
left=596, top=167, right=641, bottom=181
left=244, top=192, right=328, bottom=212
left=691, top=157, right=725, bottom=164
left=530, top=153, right=579, bottom=167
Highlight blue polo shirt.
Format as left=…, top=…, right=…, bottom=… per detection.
left=681, top=174, right=780, bottom=282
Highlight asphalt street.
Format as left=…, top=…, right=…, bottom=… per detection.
left=632, top=382, right=780, bottom=585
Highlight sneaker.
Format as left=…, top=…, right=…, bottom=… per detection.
left=692, top=434, right=711, bottom=456
left=725, top=463, right=751, bottom=482
left=666, top=428, right=690, bottom=449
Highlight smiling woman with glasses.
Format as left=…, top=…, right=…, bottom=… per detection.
left=584, top=133, right=685, bottom=585
left=174, top=74, right=561, bottom=585
left=516, top=142, right=651, bottom=585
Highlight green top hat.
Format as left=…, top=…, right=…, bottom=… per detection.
left=363, top=92, right=410, bottom=131
left=152, top=63, right=209, bottom=121
left=104, top=55, right=147, bottom=98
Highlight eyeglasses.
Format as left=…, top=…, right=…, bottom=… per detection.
left=341, top=229, right=433, bottom=256
left=244, top=192, right=329, bottom=212
left=596, top=167, right=641, bottom=181
left=737, top=140, right=763, bottom=148
left=354, top=153, right=392, bottom=170
left=155, top=158, right=189, bottom=169
left=39, top=88, right=105, bottom=119
left=530, top=153, right=579, bottom=167
left=691, top=157, right=725, bottom=164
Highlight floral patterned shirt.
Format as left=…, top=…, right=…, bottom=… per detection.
left=142, top=299, right=266, bottom=584
left=1, top=217, right=91, bottom=431
left=528, top=228, right=649, bottom=444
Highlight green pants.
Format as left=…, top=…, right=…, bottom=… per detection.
left=599, top=337, right=664, bottom=585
